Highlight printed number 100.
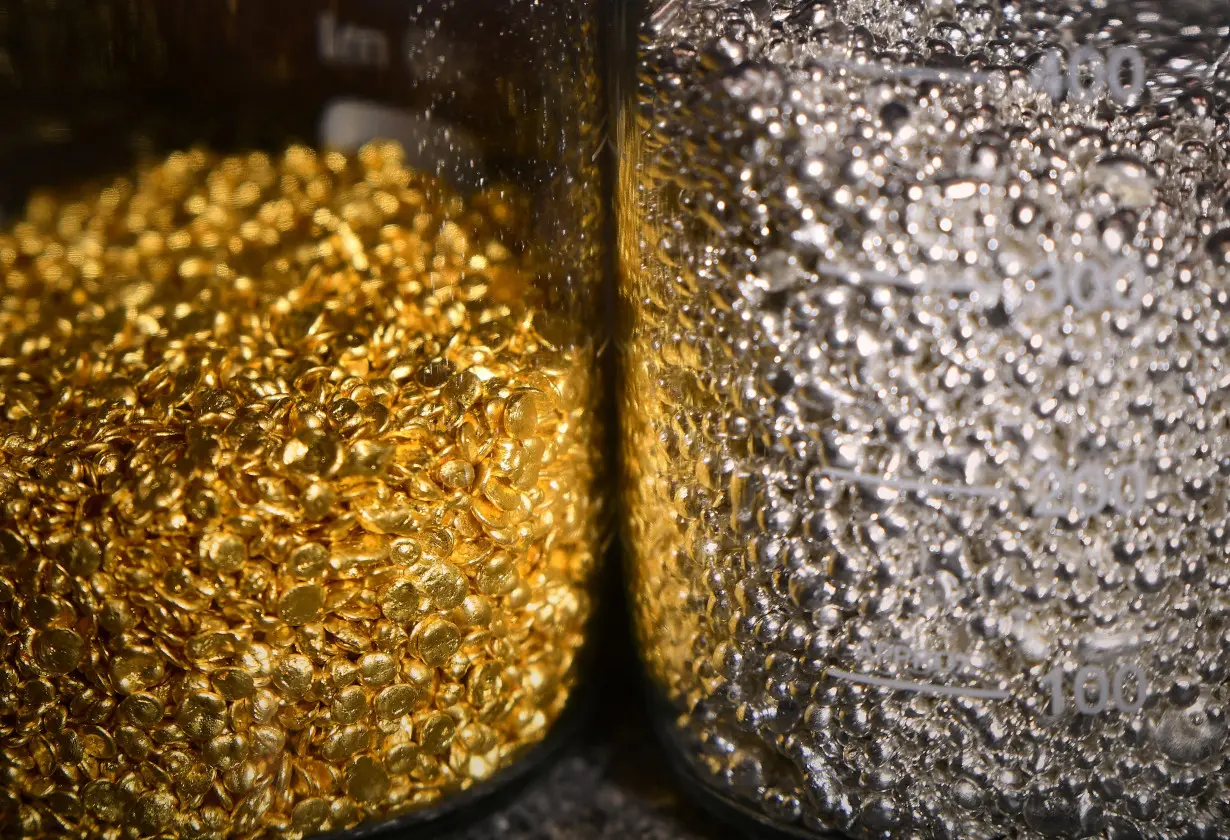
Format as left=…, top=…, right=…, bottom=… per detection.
left=1042, top=664, right=1147, bottom=716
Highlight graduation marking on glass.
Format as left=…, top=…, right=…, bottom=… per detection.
left=619, top=1, right=1230, bottom=836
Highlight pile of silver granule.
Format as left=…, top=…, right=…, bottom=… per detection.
left=620, top=1, right=1230, bottom=837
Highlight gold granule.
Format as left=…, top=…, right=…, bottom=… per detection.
left=0, top=142, right=601, bottom=838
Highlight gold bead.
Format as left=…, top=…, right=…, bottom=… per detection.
left=0, top=141, right=602, bottom=838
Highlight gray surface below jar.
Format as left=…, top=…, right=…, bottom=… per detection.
left=452, top=695, right=724, bottom=839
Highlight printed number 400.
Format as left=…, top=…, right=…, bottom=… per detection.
left=1031, top=45, right=1145, bottom=106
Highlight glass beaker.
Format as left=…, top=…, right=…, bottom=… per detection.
left=0, top=1, right=609, bottom=837
left=618, top=1, right=1230, bottom=837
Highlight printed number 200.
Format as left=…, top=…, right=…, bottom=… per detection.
left=1035, top=463, right=1147, bottom=520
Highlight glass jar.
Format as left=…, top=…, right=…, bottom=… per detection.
left=618, top=1, right=1230, bottom=838
left=0, top=1, right=608, bottom=838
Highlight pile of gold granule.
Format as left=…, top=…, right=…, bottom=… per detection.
left=0, top=142, right=603, bottom=839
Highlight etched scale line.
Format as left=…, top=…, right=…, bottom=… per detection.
left=829, top=668, right=1011, bottom=700
left=815, top=58, right=993, bottom=86
left=816, top=264, right=989, bottom=294
left=819, top=467, right=1012, bottom=500
left=816, top=264, right=919, bottom=287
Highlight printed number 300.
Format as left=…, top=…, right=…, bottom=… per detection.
left=1032, top=258, right=1145, bottom=315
